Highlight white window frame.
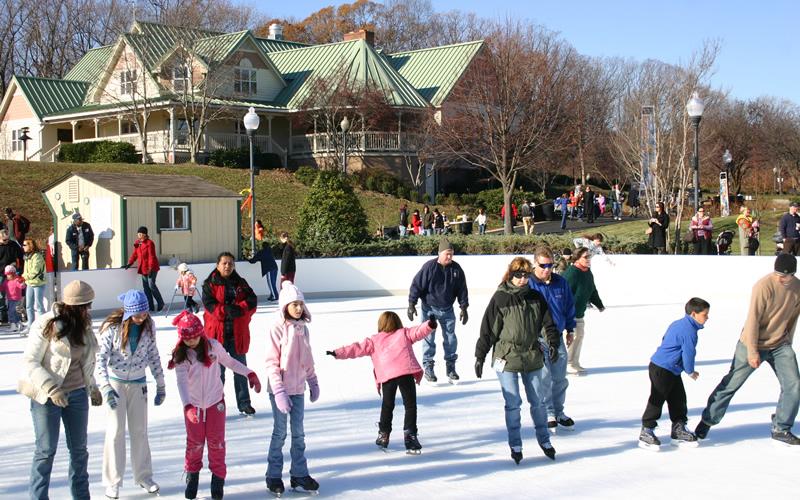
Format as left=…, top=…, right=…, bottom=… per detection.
left=234, top=67, right=257, bottom=96
left=120, top=69, right=137, bottom=95
left=173, top=65, right=190, bottom=92
left=11, top=129, right=22, bottom=152
left=120, top=120, right=136, bottom=135
left=158, top=204, right=190, bottom=231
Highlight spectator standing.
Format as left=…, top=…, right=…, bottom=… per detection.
left=778, top=202, right=800, bottom=255
left=736, top=206, right=757, bottom=256
left=422, top=205, right=434, bottom=236
left=500, top=203, right=518, bottom=229
left=583, top=186, right=597, bottom=223
left=555, top=194, right=569, bottom=230
left=520, top=200, right=533, bottom=235
left=410, top=210, right=422, bottom=235
left=124, top=227, right=164, bottom=312
left=21, top=238, right=46, bottom=335
left=408, top=238, right=469, bottom=383
left=4, top=207, right=31, bottom=242
left=610, top=184, right=623, bottom=220
left=690, top=208, right=714, bottom=255
left=279, top=232, right=297, bottom=286
left=475, top=208, right=487, bottom=235
left=433, top=209, right=445, bottom=235
left=65, top=213, right=94, bottom=270
left=399, top=204, right=409, bottom=237
left=648, top=202, right=670, bottom=255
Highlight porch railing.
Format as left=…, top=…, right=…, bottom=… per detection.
left=74, top=131, right=170, bottom=152
left=290, top=132, right=420, bottom=155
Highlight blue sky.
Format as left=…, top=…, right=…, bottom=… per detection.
left=260, top=0, right=799, bottom=104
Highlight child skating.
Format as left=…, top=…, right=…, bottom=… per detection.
left=639, top=297, right=710, bottom=450
left=265, top=281, right=321, bottom=497
left=327, top=311, right=437, bottom=454
left=1, top=264, right=26, bottom=332
left=175, top=263, right=199, bottom=313
left=168, top=310, right=261, bottom=500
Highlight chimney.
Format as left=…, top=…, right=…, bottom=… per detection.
left=344, top=29, right=374, bottom=46
left=268, top=23, right=284, bottom=41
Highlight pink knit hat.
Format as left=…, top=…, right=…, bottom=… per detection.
left=4, top=264, right=16, bottom=275
left=172, top=310, right=204, bottom=340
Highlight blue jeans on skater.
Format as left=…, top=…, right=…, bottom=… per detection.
left=701, top=341, right=800, bottom=432
left=26, top=285, right=45, bottom=329
left=265, top=269, right=279, bottom=300
left=420, top=304, right=457, bottom=367
left=267, top=393, right=308, bottom=479
left=30, top=387, right=90, bottom=500
left=496, top=369, right=551, bottom=450
left=141, top=271, right=164, bottom=311
left=560, top=208, right=568, bottom=230
left=539, top=338, right=569, bottom=419
left=220, top=337, right=251, bottom=411
left=612, top=201, right=622, bottom=219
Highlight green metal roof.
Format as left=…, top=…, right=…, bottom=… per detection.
left=389, top=40, right=484, bottom=106
left=193, top=31, right=250, bottom=66
left=269, top=39, right=430, bottom=109
left=64, top=45, right=114, bottom=82
left=13, top=76, right=90, bottom=119
left=256, top=38, right=308, bottom=53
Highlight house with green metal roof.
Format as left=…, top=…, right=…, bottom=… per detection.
left=0, top=21, right=483, bottom=179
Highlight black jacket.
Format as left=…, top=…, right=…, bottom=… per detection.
left=65, top=222, right=94, bottom=250
left=648, top=212, right=670, bottom=249
left=0, top=241, right=22, bottom=269
left=281, top=243, right=296, bottom=275
left=409, top=258, right=468, bottom=310
left=249, top=246, right=278, bottom=276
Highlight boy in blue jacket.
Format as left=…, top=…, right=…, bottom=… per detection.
left=639, top=297, right=710, bottom=450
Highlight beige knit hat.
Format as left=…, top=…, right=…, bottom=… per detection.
left=62, top=280, right=95, bottom=305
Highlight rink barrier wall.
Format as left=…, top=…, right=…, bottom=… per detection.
left=56, top=254, right=778, bottom=313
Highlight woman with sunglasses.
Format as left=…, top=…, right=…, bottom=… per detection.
left=475, top=257, right=560, bottom=465
left=563, top=247, right=605, bottom=374
left=648, top=202, right=670, bottom=255
left=690, top=207, right=714, bottom=255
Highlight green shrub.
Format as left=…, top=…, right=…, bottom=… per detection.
left=208, top=147, right=280, bottom=169
left=297, top=170, right=369, bottom=246
left=475, top=187, right=542, bottom=216
left=380, top=178, right=396, bottom=195
left=365, top=174, right=378, bottom=192
left=294, top=166, right=319, bottom=186
left=58, top=141, right=137, bottom=163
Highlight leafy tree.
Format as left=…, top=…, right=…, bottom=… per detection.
left=297, top=170, right=369, bottom=246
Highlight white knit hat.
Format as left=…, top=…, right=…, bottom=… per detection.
left=62, top=280, right=95, bottom=305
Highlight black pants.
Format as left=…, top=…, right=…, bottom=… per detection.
left=642, top=362, right=687, bottom=428
left=379, top=374, right=417, bottom=434
left=693, top=237, right=712, bottom=255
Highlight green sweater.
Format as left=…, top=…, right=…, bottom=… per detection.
left=563, top=265, right=604, bottom=319
left=22, top=252, right=46, bottom=287
left=475, top=281, right=559, bottom=373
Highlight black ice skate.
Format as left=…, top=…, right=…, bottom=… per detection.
left=423, top=364, right=438, bottom=383
left=291, top=476, right=320, bottom=494
left=240, top=404, right=256, bottom=416
left=557, top=416, right=575, bottom=432
left=210, top=474, right=224, bottom=500
left=404, top=431, right=422, bottom=455
left=540, top=443, right=556, bottom=460
left=510, top=447, right=523, bottom=465
left=547, top=418, right=558, bottom=435
left=376, top=431, right=390, bottom=450
left=638, top=426, right=661, bottom=451
left=184, top=471, right=199, bottom=499
left=670, top=422, right=698, bottom=448
left=694, top=420, right=710, bottom=440
left=446, top=362, right=459, bottom=384
left=267, top=478, right=285, bottom=497
left=771, top=430, right=800, bottom=446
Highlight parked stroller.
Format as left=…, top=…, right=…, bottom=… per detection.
left=716, top=230, right=735, bottom=255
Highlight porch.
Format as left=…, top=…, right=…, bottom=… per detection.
left=289, top=131, right=421, bottom=156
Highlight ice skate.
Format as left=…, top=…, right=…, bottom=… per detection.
left=638, top=426, right=661, bottom=451
left=547, top=418, right=558, bottom=435
left=540, top=443, right=556, bottom=460
left=771, top=430, right=800, bottom=446
left=240, top=404, right=256, bottom=417
left=376, top=431, right=390, bottom=450
left=694, top=421, right=710, bottom=440
left=104, top=485, right=119, bottom=499
left=184, top=471, right=199, bottom=499
left=557, top=416, right=575, bottom=432
left=210, top=474, right=224, bottom=499
left=670, top=422, right=699, bottom=448
left=510, top=446, right=523, bottom=465
left=446, top=361, right=460, bottom=385
left=404, top=431, right=422, bottom=455
left=138, top=479, right=160, bottom=493
left=290, top=475, right=320, bottom=495
left=267, top=478, right=285, bottom=497
left=423, top=364, right=438, bottom=383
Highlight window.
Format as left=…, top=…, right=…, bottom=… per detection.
left=234, top=58, right=257, bottom=95
left=11, top=129, right=22, bottom=152
left=157, top=203, right=190, bottom=231
left=120, top=69, right=137, bottom=95
left=120, top=120, right=135, bottom=135
left=173, top=65, right=189, bottom=92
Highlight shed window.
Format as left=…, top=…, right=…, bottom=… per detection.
left=157, top=203, right=190, bottom=231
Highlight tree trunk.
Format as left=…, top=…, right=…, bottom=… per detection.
left=503, top=184, right=514, bottom=235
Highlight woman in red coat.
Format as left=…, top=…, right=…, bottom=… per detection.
left=124, top=227, right=164, bottom=311
left=202, top=252, right=258, bottom=415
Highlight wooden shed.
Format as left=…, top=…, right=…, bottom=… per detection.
left=41, top=172, right=241, bottom=269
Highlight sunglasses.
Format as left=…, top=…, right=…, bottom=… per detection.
left=512, top=271, right=530, bottom=279
left=537, top=263, right=554, bottom=269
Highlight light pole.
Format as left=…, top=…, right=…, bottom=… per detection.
left=19, top=126, right=31, bottom=161
left=243, top=107, right=260, bottom=256
left=722, top=149, right=732, bottom=175
left=686, top=91, right=705, bottom=212
left=340, top=116, right=350, bottom=174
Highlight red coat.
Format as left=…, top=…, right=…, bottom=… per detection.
left=128, top=237, right=160, bottom=275
left=202, top=270, right=257, bottom=355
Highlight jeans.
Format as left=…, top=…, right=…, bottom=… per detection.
left=379, top=374, right=417, bottom=434
left=641, top=362, right=687, bottom=428
left=30, top=387, right=90, bottom=500
left=265, top=270, right=278, bottom=300
left=220, top=337, right=251, bottom=410
left=420, top=304, right=457, bottom=366
left=612, top=201, right=621, bottom=219
left=496, top=370, right=551, bottom=449
left=141, top=271, right=164, bottom=311
left=26, top=285, right=45, bottom=329
left=701, top=341, right=800, bottom=432
left=70, top=249, right=90, bottom=271
left=539, top=338, right=569, bottom=419
left=399, top=225, right=407, bottom=237
left=267, top=393, right=307, bottom=479
left=478, top=224, right=486, bottom=235
left=7, top=299, right=19, bottom=324
left=560, top=209, right=568, bottom=230
left=423, top=228, right=433, bottom=236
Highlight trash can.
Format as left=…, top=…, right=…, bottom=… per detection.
left=542, top=203, right=555, bottom=221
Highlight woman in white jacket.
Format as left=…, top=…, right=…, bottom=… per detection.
left=17, top=280, right=102, bottom=500
left=96, top=290, right=165, bottom=498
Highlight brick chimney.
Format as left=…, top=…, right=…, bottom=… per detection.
left=344, top=29, right=375, bottom=46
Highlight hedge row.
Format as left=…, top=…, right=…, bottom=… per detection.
left=59, top=141, right=138, bottom=163
left=209, top=147, right=282, bottom=170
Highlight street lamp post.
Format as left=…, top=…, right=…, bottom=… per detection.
left=243, top=107, right=260, bottom=257
left=340, top=116, right=350, bottom=174
left=19, top=126, right=31, bottom=161
left=686, top=92, right=705, bottom=212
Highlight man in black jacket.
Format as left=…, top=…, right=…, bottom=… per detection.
left=65, top=213, right=94, bottom=270
left=408, top=238, right=469, bottom=383
left=778, top=202, right=800, bottom=255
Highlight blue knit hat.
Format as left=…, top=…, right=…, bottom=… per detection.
left=118, top=289, right=149, bottom=321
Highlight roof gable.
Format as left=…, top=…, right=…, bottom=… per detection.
left=5, top=76, right=90, bottom=120
left=65, top=45, right=115, bottom=83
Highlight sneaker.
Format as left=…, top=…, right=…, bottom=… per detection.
left=240, top=405, right=256, bottom=416
left=139, top=479, right=160, bottom=493
left=210, top=474, right=224, bottom=499
left=557, top=416, right=575, bottom=431
left=290, top=475, right=319, bottom=492
left=423, top=364, right=437, bottom=383
left=547, top=418, right=558, bottom=434
left=694, top=421, right=711, bottom=440
left=104, top=485, right=119, bottom=499
left=670, top=422, right=698, bottom=447
left=771, top=430, right=800, bottom=446
left=376, top=431, right=390, bottom=449
left=540, top=443, right=556, bottom=460
left=267, top=477, right=285, bottom=496
left=185, top=471, right=200, bottom=499
left=638, top=426, right=661, bottom=450
left=510, top=446, right=523, bottom=464
left=404, top=431, right=422, bottom=453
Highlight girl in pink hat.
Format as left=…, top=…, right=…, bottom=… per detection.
left=168, top=310, right=261, bottom=500
left=1, top=264, right=26, bottom=332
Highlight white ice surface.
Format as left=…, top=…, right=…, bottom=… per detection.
left=0, top=292, right=797, bottom=499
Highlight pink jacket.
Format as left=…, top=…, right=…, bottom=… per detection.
left=334, top=323, right=433, bottom=393
left=690, top=215, right=714, bottom=240
left=176, top=271, right=197, bottom=297
left=266, top=318, right=316, bottom=396
left=175, top=338, right=253, bottom=411
left=0, top=276, right=26, bottom=301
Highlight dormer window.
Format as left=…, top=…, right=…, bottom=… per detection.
left=173, top=65, right=190, bottom=92
left=120, top=69, right=137, bottom=95
left=234, top=58, right=257, bottom=96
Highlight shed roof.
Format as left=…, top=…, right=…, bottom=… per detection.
left=42, top=172, right=240, bottom=198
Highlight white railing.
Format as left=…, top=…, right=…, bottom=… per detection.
left=40, top=142, right=61, bottom=162
left=74, top=131, right=170, bottom=153
left=291, top=132, right=420, bottom=155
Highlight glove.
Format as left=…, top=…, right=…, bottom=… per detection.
left=407, top=303, right=417, bottom=322
left=326, top=350, right=337, bottom=358
left=566, top=331, right=574, bottom=347
left=459, top=307, right=468, bottom=325
left=154, top=385, right=166, bottom=406
left=224, top=304, right=243, bottom=318
left=548, top=344, right=559, bottom=363
left=308, top=376, right=320, bottom=403
left=122, top=263, right=132, bottom=270
left=247, top=372, right=262, bottom=393
left=90, top=387, right=103, bottom=406
left=103, top=386, right=119, bottom=409
left=474, top=359, right=484, bottom=379
left=427, top=314, right=437, bottom=329
left=184, top=404, right=199, bottom=424
left=273, top=389, right=292, bottom=414
left=50, top=389, right=69, bottom=408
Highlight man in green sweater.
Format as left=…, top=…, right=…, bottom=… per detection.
left=695, top=254, right=800, bottom=445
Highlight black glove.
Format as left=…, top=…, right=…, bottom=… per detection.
left=326, top=350, right=336, bottom=358
left=407, top=303, right=417, bottom=322
left=459, top=307, right=468, bottom=325
left=549, top=344, right=558, bottom=363
left=224, top=304, right=243, bottom=318
left=427, top=314, right=437, bottom=329
left=474, top=358, right=484, bottom=379
left=122, top=263, right=132, bottom=270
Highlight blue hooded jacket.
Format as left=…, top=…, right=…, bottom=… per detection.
left=528, top=273, right=576, bottom=334
left=650, top=315, right=702, bottom=376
